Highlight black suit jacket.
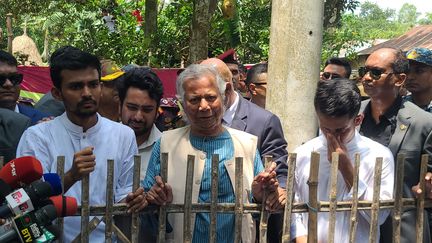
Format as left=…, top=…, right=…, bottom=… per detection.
left=360, top=99, right=432, bottom=243
left=230, top=96, right=288, bottom=186
left=0, top=108, right=30, bottom=164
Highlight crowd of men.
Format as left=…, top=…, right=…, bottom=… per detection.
left=0, top=45, right=431, bottom=243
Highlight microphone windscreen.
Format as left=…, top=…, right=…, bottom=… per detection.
left=42, top=173, right=62, bottom=195
left=26, top=181, right=53, bottom=203
left=49, top=195, right=78, bottom=217
left=35, top=205, right=57, bottom=226
left=0, top=156, right=43, bottom=188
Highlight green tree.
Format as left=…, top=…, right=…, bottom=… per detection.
left=398, top=3, right=420, bottom=27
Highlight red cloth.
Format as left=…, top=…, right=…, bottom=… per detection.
left=17, top=66, right=178, bottom=98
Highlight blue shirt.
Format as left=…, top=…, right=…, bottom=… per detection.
left=143, top=129, right=263, bottom=243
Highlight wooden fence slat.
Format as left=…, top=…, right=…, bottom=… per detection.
left=0, top=156, right=4, bottom=168
left=183, top=155, right=195, bottom=243
left=327, top=152, right=339, bottom=243
left=392, top=154, right=405, bottom=243
left=56, top=156, right=65, bottom=242
left=348, top=153, right=360, bottom=242
left=72, top=216, right=101, bottom=243
left=281, top=153, right=297, bottom=243
left=234, top=157, right=244, bottom=243
left=368, top=157, right=383, bottom=243
left=259, top=155, right=272, bottom=243
left=415, top=154, right=428, bottom=243
left=209, top=154, right=219, bottom=243
left=131, top=155, right=141, bottom=243
left=157, top=153, right=169, bottom=243
left=105, top=159, right=114, bottom=242
left=80, top=173, right=90, bottom=242
left=307, top=152, right=320, bottom=243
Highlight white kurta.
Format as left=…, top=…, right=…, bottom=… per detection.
left=291, top=131, right=394, bottom=243
left=17, top=113, right=138, bottom=242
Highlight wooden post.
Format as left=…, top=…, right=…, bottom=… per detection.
left=80, top=173, right=90, bottom=242
left=415, top=154, right=428, bottom=243
left=183, top=155, right=195, bottom=243
left=105, top=159, right=114, bottom=242
left=392, top=154, right=405, bottom=243
left=259, top=155, right=272, bottom=242
left=282, top=153, right=297, bottom=243
left=234, top=157, right=244, bottom=243
left=157, top=153, right=169, bottom=243
left=348, top=153, right=361, bottom=242
left=327, top=152, right=339, bottom=243
left=209, top=154, right=219, bottom=243
left=131, top=155, right=141, bottom=243
left=56, top=156, right=65, bottom=242
left=307, top=152, right=320, bottom=243
left=368, top=157, right=383, bottom=243
left=6, top=13, right=13, bottom=54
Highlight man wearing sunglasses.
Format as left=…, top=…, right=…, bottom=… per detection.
left=404, top=47, right=432, bottom=113
left=0, top=50, right=50, bottom=125
left=358, top=47, right=432, bottom=243
left=320, top=57, right=351, bottom=80
left=245, top=63, right=268, bottom=109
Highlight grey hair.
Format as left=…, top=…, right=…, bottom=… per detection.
left=176, top=64, right=227, bottom=103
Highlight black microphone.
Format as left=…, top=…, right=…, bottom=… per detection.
left=0, top=179, right=12, bottom=204
left=0, top=181, right=53, bottom=218
left=0, top=205, right=57, bottom=243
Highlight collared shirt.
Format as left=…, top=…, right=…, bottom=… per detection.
left=14, top=105, right=19, bottom=113
left=291, top=131, right=394, bottom=242
left=360, top=96, right=402, bottom=146
left=17, top=113, right=138, bottom=242
left=138, top=124, right=162, bottom=181
left=143, top=129, right=263, bottom=243
left=222, top=92, right=240, bottom=126
left=403, top=95, right=432, bottom=113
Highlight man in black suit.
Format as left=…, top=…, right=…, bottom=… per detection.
left=0, top=108, right=30, bottom=164
left=201, top=58, right=288, bottom=242
left=359, top=47, right=432, bottom=243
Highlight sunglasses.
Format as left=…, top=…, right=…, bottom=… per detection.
left=322, top=72, right=342, bottom=80
left=0, top=73, right=23, bottom=86
left=358, top=67, right=393, bottom=80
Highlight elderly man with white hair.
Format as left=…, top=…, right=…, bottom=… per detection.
left=142, top=64, right=278, bottom=242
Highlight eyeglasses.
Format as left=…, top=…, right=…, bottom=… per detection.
left=0, top=73, right=23, bottom=87
left=358, top=67, right=393, bottom=80
left=322, top=72, right=342, bottom=80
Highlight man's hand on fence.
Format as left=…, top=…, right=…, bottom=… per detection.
left=125, top=187, right=148, bottom=213
left=265, top=186, right=286, bottom=212
left=251, top=162, right=278, bottom=202
left=412, top=172, right=432, bottom=199
left=64, top=146, right=96, bottom=191
left=146, top=176, right=173, bottom=205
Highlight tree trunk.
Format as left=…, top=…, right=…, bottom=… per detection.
left=144, top=0, right=158, bottom=38
left=188, top=0, right=212, bottom=65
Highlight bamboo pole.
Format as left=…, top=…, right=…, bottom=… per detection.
left=131, top=155, right=141, bottom=243
left=348, top=153, right=360, bottom=242
left=234, top=157, right=244, bottom=243
left=392, top=154, right=405, bottom=243
left=209, top=154, right=219, bottom=243
left=56, top=156, right=65, bottom=243
left=307, top=152, right=320, bottom=243
left=327, top=152, right=339, bottom=243
left=368, top=157, right=383, bottom=243
left=415, top=154, right=428, bottom=243
left=0, top=156, right=4, bottom=168
left=282, top=153, right=297, bottom=243
left=105, top=159, right=114, bottom=242
left=157, top=153, right=169, bottom=243
left=6, top=13, right=13, bottom=54
left=183, top=155, right=195, bottom=243
left=259, top=155, right=272, bottom=242
left=80, top=174, right=90, bottom=242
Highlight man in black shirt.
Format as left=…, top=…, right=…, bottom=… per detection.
left=359, top=47, right=432, bottom=243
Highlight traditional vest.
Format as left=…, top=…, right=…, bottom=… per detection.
left=160, top=125, right=258, bottom=243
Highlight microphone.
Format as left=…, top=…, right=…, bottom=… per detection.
left=0, top=156, right=43, bottom=189
left=48, top=195, right=78, bottom=217
left=0, top=179, right=12, bottom=204
left=42, top=173, right=62, bottom=196
left=0, top=181, right=53, bottom=218
left=0, top=205, right=57, bottom=243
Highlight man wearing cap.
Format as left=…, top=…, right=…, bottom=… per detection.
left=99, top=59, right=125, bottom=122
left=404, top=47, right=432, bottom=113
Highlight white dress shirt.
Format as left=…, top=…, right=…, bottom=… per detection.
left=222, top=92, right=240, bottom=126
left=138, top=124, right=162, bottom=181
left=291, top=131, right=394, bottom=243
left=17, top=113, right=138, bottom=242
